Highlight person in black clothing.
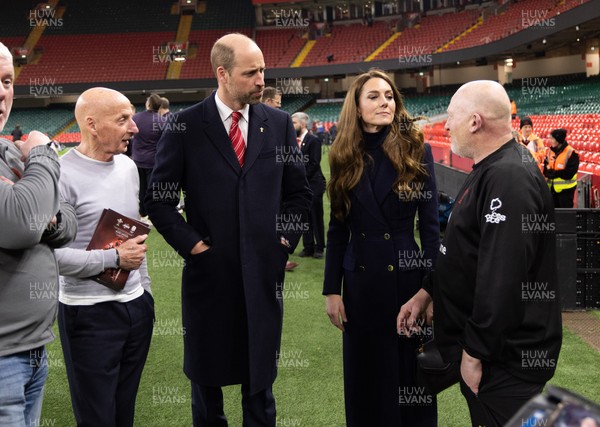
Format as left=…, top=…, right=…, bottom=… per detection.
left=261, top=89, right=299, bottom=272
left=11, top=124, right=23, bottom=142
left=131, top=93, right=163, bottom=222
left=325, top=69, right=439, bottom=427
left=543, top=128, right=579, bottom=208
left=328, top=121, right=337, bottom=144
left=293, top=112, right=326, bottom=259
left=398, top=80, right=562, bottom=427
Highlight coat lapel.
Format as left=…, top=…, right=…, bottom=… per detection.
left=242, top=104, right=267, bottom=177
left=372, top=155, right=397, bottom=206
left=354, top=172, right=388, bottom=226
left=202, top=94, right=242, bottom=174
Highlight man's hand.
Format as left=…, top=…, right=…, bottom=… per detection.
left=14, top=130, right=51, bottom=160
left=397, top=288, right=432, bottom=336
left=190, top=240, right=210, bottom=255
left=116, top=234, right=148, bottom=270
left=325, top=294, right=347, bottom=332
left=45, top=216, right=58, bottom=232
left=460, top=350, right=482, bottom=395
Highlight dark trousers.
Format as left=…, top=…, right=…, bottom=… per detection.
left=191, top=383, right=276, bottom=427
left=137, top=167, right=153, bottom=216
left=302, top=191, right=325, bottom=253
left=58, top=292, right=154, bottom=427
left=551, top=187, right=576, bottom=208
left=460, top=364, right=544, bottom=427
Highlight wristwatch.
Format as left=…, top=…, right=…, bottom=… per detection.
left=46, top=140, right=59, bottom=154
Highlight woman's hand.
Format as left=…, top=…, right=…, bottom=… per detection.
left=326, top=294, right=347, bottom=332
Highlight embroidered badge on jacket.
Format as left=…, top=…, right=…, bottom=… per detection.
left=484, top=198, right=506, bottom=224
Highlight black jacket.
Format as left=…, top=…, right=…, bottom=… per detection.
left=424, top=140, right=562, bottom=384
left=543, top=142, right=579, bottom=181
left=299, top=132, right=325, bottom=195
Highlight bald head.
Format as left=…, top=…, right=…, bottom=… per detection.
left=75, top=87, right=138, bottom=161
left=445, top=80, right=514, bottom=162
left=0, top=42, right=12, bottom=61
left=453, top=80, right=511, bottom=124
left=210, top=33, right=260, bottom=75
left=75, top=87, right=131, bottom=127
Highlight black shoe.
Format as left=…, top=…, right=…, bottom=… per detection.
left=298, top=249, right=314, bottom=257
left=313, top=250, right=324, bottom=259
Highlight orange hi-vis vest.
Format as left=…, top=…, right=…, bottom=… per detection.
left=520, top=133, right=546, bottom=171
left=546, top=146, right=577, bottom=193
left=522, top=134, right=546, bottom=161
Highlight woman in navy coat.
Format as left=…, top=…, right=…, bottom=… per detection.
left=324, top=69, right=440, bottom=426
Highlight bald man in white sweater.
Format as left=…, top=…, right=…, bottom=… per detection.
left=55, top=87, right=154, bottom=427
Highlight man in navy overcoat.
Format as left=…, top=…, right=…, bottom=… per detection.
left=146, top=33, right=311, bottom=427
left=292, top=112, right=326, bottom=258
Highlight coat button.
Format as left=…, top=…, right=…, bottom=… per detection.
left=387, top=265, right=394, bottom=271
left=383, top=233, right=391, bottom=240
left=358, top=265, right=365, bottom=272
left=360, top=233, right=366, bottom=239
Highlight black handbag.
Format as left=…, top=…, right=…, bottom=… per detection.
left=416, top=338, right=461, bottom=395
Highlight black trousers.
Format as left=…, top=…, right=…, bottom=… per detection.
left=58, top=292, right=154, bottom=427
left=137, top=167, right=153, bottom=217
left=551, top=187, right=576, bottom=208
left=460, top=364, right=544, bottom=427
left=302, top=191, right=325, bottom=253
left=191, top=383, right=276, bottom=427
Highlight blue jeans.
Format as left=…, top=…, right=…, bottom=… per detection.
left=0, top=347, right=48, bottom=427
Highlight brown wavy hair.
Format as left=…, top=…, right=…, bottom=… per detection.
left=328, top=69, right=427, bottom=221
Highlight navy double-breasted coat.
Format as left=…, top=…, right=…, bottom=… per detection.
left=324, top=142, right=440, bottom=426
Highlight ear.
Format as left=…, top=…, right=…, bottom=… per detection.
left=86, top=117, right=97, bottom=136
left=216, top=66, right=228, bottom=85
left=469, top=113, right=482, bottom=133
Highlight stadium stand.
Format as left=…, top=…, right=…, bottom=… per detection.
left=508, top=75, right=600, bottom=116
left=2, top=1, right=37, bottom=38
left=422, top=113, right=600, bottom=176
left=44, top=0, right=178, bottom=34
left=444, top=0, right=587, bottom=51
left=374, top=10, right=479, bottom=60
left=300, top=21, right=392, bottom=66
left=256, top=28, right=308, bottom=68
left=404, top=95, right=452, bottom=117
left=189, top=0, right=255, bottom=30
left=16, top=32, right=177, bottom=83
left=279, top=94, right=315, bottom=115
left=2, top=107, right=75, bottom=139
left=303, top=102, right=343, bottom=123
left=3, top=0, right=598, bottom=181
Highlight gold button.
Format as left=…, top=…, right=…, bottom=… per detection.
left=384, top=233, right=391, bottom=240
left=387, top=265, right=394, bottom=271
left=360, top=233, right=366, bottom=239
left=358, top=266, right=365, bottom=272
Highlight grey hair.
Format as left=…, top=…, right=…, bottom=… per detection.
left=292, top=112, right=309, bottom=126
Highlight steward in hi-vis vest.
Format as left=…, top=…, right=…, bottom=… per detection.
left=543, top=128, right=579, bottom=208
